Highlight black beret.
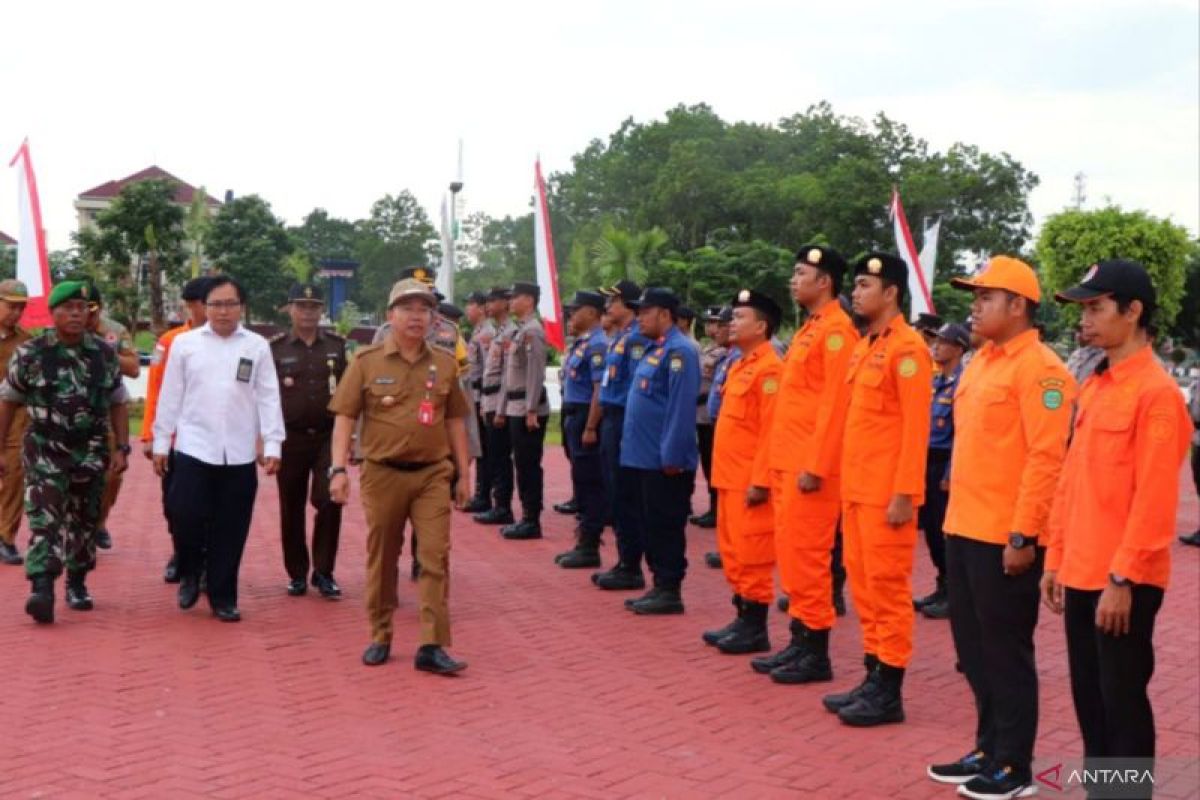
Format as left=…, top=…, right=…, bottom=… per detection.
left=703, top=305, right=726, bottom=322
left=914, top=312, right=943, bottom=333
left=637, top=287, right=680, bottom=312
left=600, top=279, right=643, bottom=307
left=511, top=281, right=540, bottom=299
left=717, top=305, right=734, bottom=324
left=677, top=305, right=696, bottom=321
left=287, top=283, right=324, bottom=303
left=935, top=322, right=971, bottom=349
left=852, top=252, right=908, bottom=286
left=731, top=288, right=782, bottom=331
left=487, top=286, right=513, bottom=301
left=465, top=291, right=488, bottom=305
left=796, top=244, right=848, bottom=287
left=565, top=290, right=605, bottom=312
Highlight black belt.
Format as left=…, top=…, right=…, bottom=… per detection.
left=373, top=459, right=438, bottom=472
left=506, top=389, right=548, bottom=401
left=471, top=380, right=483, bottom=390
left=481, top=385, right=500, bottom=396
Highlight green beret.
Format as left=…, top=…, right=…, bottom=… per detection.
left=47, top=280, right=93, bottom=309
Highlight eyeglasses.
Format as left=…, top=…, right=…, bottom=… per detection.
left=206, top=300, right=243, bottom=310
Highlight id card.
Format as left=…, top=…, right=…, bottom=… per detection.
left=236, top=357, right=253, bottom=383
left=417, top=399, right=435, bottom=426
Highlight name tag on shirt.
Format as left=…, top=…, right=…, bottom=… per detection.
left=236, top=358, right=253, bottom=383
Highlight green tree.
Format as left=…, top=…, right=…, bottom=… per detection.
left=1168, top=244, right=1199, bottom=347
left=0, top=247, right=14, bottom=280
left=353, top=192, right=437, bottom=312
left=590, top=226, right=668, bottom=284
left=291, top=208, right=360, bottom=263
left=184, top=188, right=213, bottom=279
left=205, top=195, right=295, bottom=322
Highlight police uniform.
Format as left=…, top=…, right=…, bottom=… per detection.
left=464, top=292, right=496, bottom=510
left=271, top=283, right=348, bottom=598
left=692, top=307, right=730, bottom=528
left=0, top=279, right=32, bottom=565
left=474, top=287, right=518, bottom=525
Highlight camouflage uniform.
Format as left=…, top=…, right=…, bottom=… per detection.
left=0, top=330, right=126, bottom=578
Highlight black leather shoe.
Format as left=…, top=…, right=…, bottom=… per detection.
left=689, top=511, right=717, bottom=529
left=414, top=645, right=467, bottom=675
left=1179, top=530, right=1200, bottom=546
left=286, top=578, right=307, bottom=596
left=461, top=496, right=491, bottom=514
left=628, top=587, right=685, bottom=615
left=312, top=573, right=342, bottom=599
left=95, top=529, right=113, bottom=550
left=362, top=642, right=391, bottom=666
left=213, top=606, right=241, bottom=623
left=473, top=507, right=515, bottom=525
left=163, top=555, right=180, bottom=583
left=178, top=575, right=201, bottom=610
left=703, top=551, right=722, bottom=569
left=592, top=564, right=646, bottom=591
left=501, top=520, right=542, bottom=540
left=0, top=541, right=23, bottom=566
left=776, top=595, right=790, bottom=612
left=65, top=574, right=94, bottom=611
left=552, top=499, right=579, bottom=515
left=920, top=599, right=949, bottom=619
left=25, top=575, right=54, bottom=624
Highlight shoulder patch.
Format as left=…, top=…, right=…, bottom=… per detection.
left=897, top=356, right=918, bottom=378
left=826, top=333, right=844, bottom=352
left=763, top=377, right=779, bottom=395
left=269, top=332, right=287, bottom=343
left=669, top=355, right=684, bottom=373
left=1039, top=376, right=1066, bottom=390
left=1042, top=388, right=1064, bottom=410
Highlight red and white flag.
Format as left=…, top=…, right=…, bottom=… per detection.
left=889, top=187, right=936, bottom=321
left=8, top=139, right=53, bottom=327
left=533, top=159, right=564, bottom=351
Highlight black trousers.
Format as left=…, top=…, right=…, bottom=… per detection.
left=918, top=449, right=951, bottom=579
left=160, top=449, right=178, bottom=542
left=1065, top=585, right=1164, bottom=768
left=473, top=406, right=492, bottom=502
left=484, top=411, right=514, bottom=510
left=562, top=404, right=605, bottom=535
left=946, top=534, right=1043, bottom=774
left=508, top=415, right=548, bottom=521
left=276, top=430, right=342, bottom=580
left=168, top=452, right=258, bottom=609
left=696, top=422, right=717, bottom=514
left=832, top=520, right=846, bottom=592
left=627, top=467, right=692, bottom=589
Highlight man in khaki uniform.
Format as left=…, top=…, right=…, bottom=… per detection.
left=0, top=279, right=32, bottom=565
left=329, top=278, right=471, bottom=675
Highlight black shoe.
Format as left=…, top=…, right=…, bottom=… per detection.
left=65, top=574, right=94, bottom=611
left=415, top=645, right=467, bottom=675
left=461, top=496, right=491, bottom=514
left=703, top=551, right=722, bottom=569
left=592, top=564, right=646, bottom=591
left=213, top=606, right=241, bottom=623
left=178, top=575, right=201, bottom=610
left=163, top=555, right=180, bottom=583
left=95, top=529, right=113, bottom=550
left=552, top=499, right=579, bottom=515
left=0, top=541, right=22, bottom=566
left=914, top=577, right=947, bottom=610
left=927, top=750, right=990, bottom=785
left=957, top=766, right=1036, bottom=799
left=716, top=601, right=770, bottom=654
left=312, top=573, right=342, bottom=599
left=628, top=586, right=685, bottom=615
left=362, top=642, right=391, bottom=666
left=776, top=595, right=790, bottom=612
left=837, top=663, right=904, bottom=726
left=689, top=511, right=717, bottom=528
left=833, top=591, right=847, bottom=617
left=286, top=578, right=307, bottom=596
left=921, top=598, right=950, bottom=619
left=25, top=575, right=54, bottom=624
left=1180, top=530, right=1200, bottom=547
left=822, top=655, right=879, bottom=712
left=473, top=507, right=514, bottom=525
left=556, top=545, right=601, bottom=569
left=703, top=595, right=743, bottom=646
left=501, top=520, right=542, bottom=540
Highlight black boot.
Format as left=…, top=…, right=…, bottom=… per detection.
left=592, top=563, right=646, bottom=591
left=552, top=498, right=579, bottom=515
left=822, top=654, right=880, bottom=713
left=501, top=519, right=542, bottom=540
left=837, top=662, right=905, bottom=726
left=627, top=586, right=684, bottom=615
left=776, top=595, right=790, bottom=612
left=921, top=597, right=950, bottom=619
left=65, top=572, right=94, bottom=611
left=703, top=551, right=722, bottom=569
left=752, top=618, right=808, bottom=674
left=25, top=574, right=55, bottom=624
left=473, top=507, right=514, bottom=525
left=914, top=575, right=947, bottom=610
left=556, top=530, right=602, bottom=569
left=716, top=600, right=770, bottom=654
left=702, top=595, right=742, bottom=646
left=461, top=495, right=491, bottom=514
left=689, top=510, right=717, bottom=529
left=770, top=625, right=833, bottom=683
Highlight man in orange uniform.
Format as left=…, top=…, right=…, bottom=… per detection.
left=926, top=256, right=1074, bottom=800
left=701, top=289, right=783, bottom=655
left=1043, top=261, right=1192, bottom=799
left=141, top=277, right=210, bottom=583
left=749, top=245, right=860, bottom=684
left=822, top=252, right=931, bottom=728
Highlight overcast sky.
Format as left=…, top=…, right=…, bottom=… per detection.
left=2, top=0, right=1197, bottom=252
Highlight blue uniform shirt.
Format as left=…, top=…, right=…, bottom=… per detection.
left=705, top=346, right=742, bottom=421
left=620, top=326, right=701, bottom=471
left=600, top=320, right=651, bottom=408
left=563, top=325, right=609, bottom=404
left=929, top=363, right=961, bottom=451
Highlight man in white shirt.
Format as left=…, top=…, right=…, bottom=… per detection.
left=152, top=276, right=286, bottom=622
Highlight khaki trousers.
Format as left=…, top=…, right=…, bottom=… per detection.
left=0, top=443, right=23, bottom=545
left=361, top=459, right=453, bottom=647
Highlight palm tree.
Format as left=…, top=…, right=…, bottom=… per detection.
left=590, top=226, right=668, bottom=285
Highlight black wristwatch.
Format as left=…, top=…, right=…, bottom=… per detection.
left=327, top=466, right=347, bottom=479
left=1007, top=533, right=1037, bottom=550
left=115, top=443, right=132, bottom=455
left=1109, top=573, right=1132, bottom=588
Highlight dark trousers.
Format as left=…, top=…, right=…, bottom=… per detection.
left=508, top=415, right=548, bottom=521
left=562, top=404, right=605, bottom=535
left=1065, top=585, right=1164, bottom=766
left=484, top=411, right=513, bottom=509
left=832, top=520, right=846, bottom=592
left=918, top=449, right=951, bottom=579
left=277, top=430, right=342, bottom=580
left=627, top=467, right=693, bottom=589
left=168, top=452, right=258, bottom=609
left=473, top=408, right=492, bottom=502
left=696, top=422, right=717, bottom=513
left=615, top=465, right=646, bottom=569
left=946, top=535, right=1042, bottom=774
left=160, top=449, right=178, bottom=543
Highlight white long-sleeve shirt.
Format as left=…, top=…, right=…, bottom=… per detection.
left=152, top=323, right=286, bottom=464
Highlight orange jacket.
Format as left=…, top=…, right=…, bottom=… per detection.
left=944, top=329, right=1074, bottom=545
left=140, top=321, right=192, bottom=442
left=840, top=314, right=932, bottom=507
left=713, top=340, right=783, bottom=491
left=1046, top=346, right=1192, bottom=589
left=766, top=299, right=860, bottom=478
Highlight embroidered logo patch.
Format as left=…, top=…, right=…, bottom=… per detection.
left=897, top=357, right=918, bottom=378
left=669, top=356, right=683, bottom=373
left=763, top=378, right=779, bottom=395
left=827, top=333, right=844, bottom=352
left=1042, top=389, right=1064, bottom=410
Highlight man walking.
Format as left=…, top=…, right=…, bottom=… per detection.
left=0, top=279, right=32, bottom=566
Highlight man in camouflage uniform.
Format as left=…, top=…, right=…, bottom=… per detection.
left=0, top=281, right=130, bottom=623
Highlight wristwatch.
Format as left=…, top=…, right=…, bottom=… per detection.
left=1109, top=573, right=1132, bottom=588
left=327, top=466, right=347, bottom=480
left=115, top=443, right=132, bottom=455
left=1007, top=533, right=1037, bottom=549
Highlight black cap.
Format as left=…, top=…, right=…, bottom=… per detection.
left=731, top=288, right=783, bottom=332
left=438, top=302, right=464, bottom=321
left=703, top=305, right=726, bottom=323
left=400, top=266, right=437, bottom=286
left=511, top=281, right=540, bottom=300
left=487, top=285, right=512, bottom=301
left=796, top=244, right=848, bottom=289
left=677, top=305, right=696, bottom=321
left=565, top=290, right=605, bottom=312
left=465, top=291, right=487, bottom=305
left=181, top=276, right=212, bottom=302
left=717, top=305, right=734, bottom=324
left=636, top=287, right=680, bottom=312
left=1054, top=259, right=1157, bottom=311
left=914, top=312, right=943, bottom=333
left=287, top=283, right=324, bottom=303
left=852, top=252, right=908, bottom=286
left=601, top=279, right=642, bottom=308
left=935, top=322, right=971, bottom=349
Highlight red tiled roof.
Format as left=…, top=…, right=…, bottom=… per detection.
left=77, top=166, right=221, bottom=206
left=0, top=230, right=15, bottom=246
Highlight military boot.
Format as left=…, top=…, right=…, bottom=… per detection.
left=25, top=575, right=55, bottom=624
left=702, top=595, right=742, bottom=646
left=716, top=600, right=770, bottom=654
left=556, top=530, right=602, bottom=569
left=592, top=563, right=646, bottom=591
left=461, top=495, right=491, bottom=514
left=837, top=662, right=905, bottom=726
left=752, top=618, right=808, bottom=674
left=501, top=519, right=542, bottom=540
left=65, top=572, right=94, bottom=611
left=770, top=625, right=833, bottom=684
left=473, top=506, right=514, bottom=525
left=822, top=654, right=880, bottom=713
left=627, top=586, right=684, bottom=615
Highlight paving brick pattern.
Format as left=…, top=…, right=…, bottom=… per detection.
left=1, top=454, right=1196, bottom=799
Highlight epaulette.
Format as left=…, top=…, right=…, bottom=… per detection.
left=269, top=332, right=287, bottom=344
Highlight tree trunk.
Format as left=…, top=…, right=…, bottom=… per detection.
left=148, top=250, right=166, bottom=333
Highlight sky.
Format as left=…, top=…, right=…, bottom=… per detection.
left=2, top=0, right=1197, bottom=252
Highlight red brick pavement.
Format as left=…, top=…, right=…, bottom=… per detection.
left=0, top=453, right=1196, bottom=799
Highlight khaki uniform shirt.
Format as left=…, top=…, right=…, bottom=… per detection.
left=697, top=340, right=730, bottom=425
left=271, top=330, right=347, bottom=433
left=0, top=326, right=31, bottom=448
left=480, top=318, right=516, bottom=415
left=499, top=315, right=549, bottom=417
